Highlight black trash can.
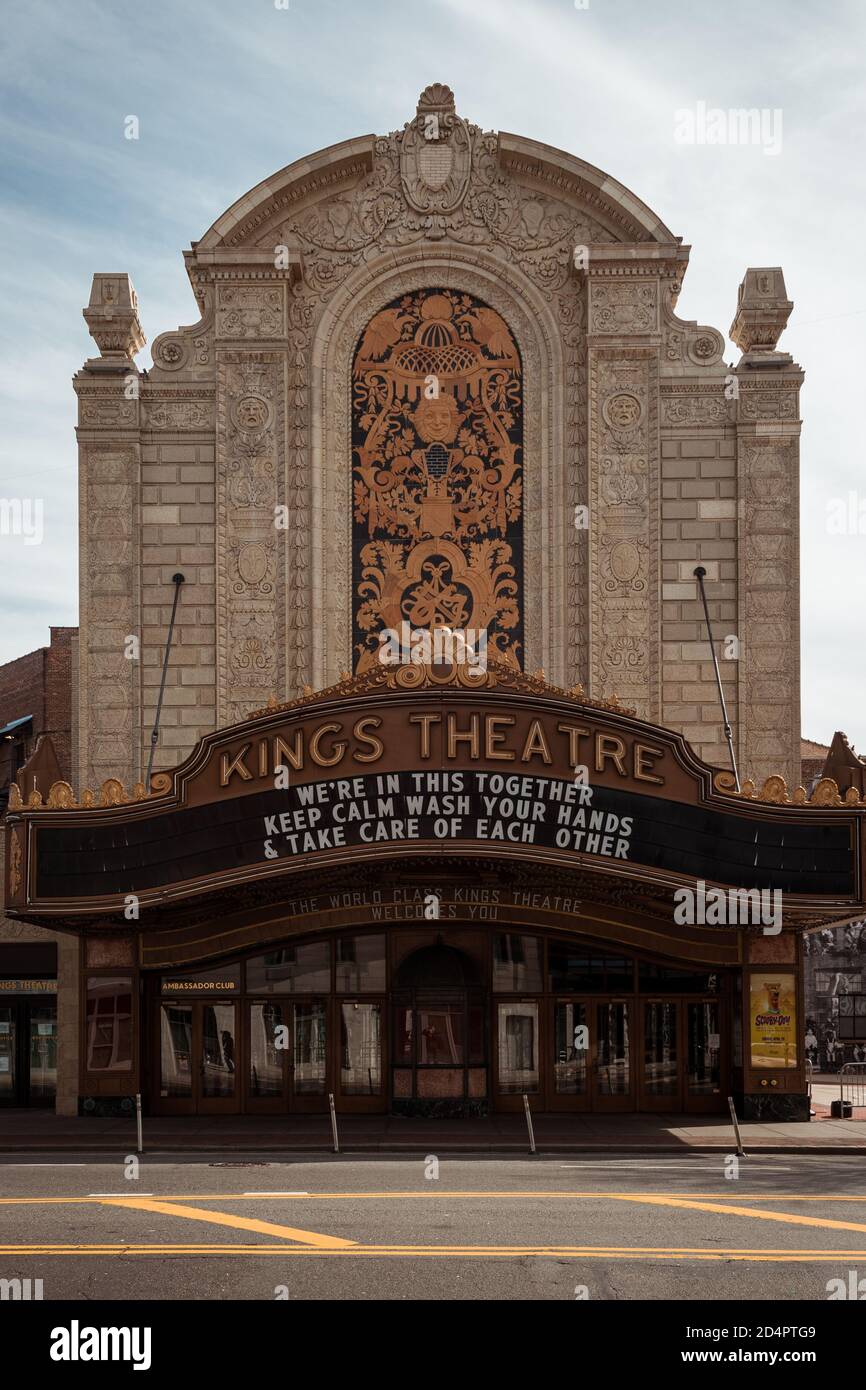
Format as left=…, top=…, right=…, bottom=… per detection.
left=831, top=1099, right=853, bottom=1118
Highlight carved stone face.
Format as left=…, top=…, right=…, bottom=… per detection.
left=237, top=396, right=268, bottom=430
left=414, top=393, right=460, bottom=444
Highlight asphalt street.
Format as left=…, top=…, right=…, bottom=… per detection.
left=2, top=1153, right=866, bottom=1300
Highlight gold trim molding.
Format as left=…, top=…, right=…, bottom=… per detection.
left=247, top=659, right=638, bottom=720
left=712, top=771, right=860, bottom=808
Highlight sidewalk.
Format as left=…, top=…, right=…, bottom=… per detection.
left=2, top=1108, right=866, bottom=1154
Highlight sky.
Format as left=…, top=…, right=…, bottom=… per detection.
left=1, top=0, right=864, bottom=750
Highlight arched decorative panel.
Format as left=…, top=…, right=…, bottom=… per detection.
left=351, top=287, right=524, bottom=671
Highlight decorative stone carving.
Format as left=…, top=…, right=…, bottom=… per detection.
left=83, top=273, right=146, bottom=362
left=590, top=283, right=656, bottom=334
left=660, top=391, right=728, bottom=426
left=730, top=267, right=793, bottom=357
left=399, top=83, right=473, bottom=227
left=217, top=353, right=284, bottom=725
left=590, top=353, right=658, bottom=718
left=217, top=285, right=285, bottom=339
left=142, top=399, right=212, bottom=429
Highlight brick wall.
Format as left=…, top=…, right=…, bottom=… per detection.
left=660, top=432, right=739, bottom=770
left=140, top=440, right=217, bottom=771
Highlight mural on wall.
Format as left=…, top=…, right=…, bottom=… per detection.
left=351, top=287, right=524, bottom=672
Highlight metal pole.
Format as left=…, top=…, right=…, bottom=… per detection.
left=135, top=1092, right=143, bottom=1155
left=693, top=567, right=740, bottom=790
left=522, top=1093, right=536, bottom=1154
left=145, top=573, right=185, bottom=790
left=328, top=1092, right=340, bottom=1153
left=727, top=1095, right=745, bottom=1158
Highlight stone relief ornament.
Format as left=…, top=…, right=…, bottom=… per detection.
left=399, top=83, right=473, bottom=222
left=352, top=287, right=523, bottom=672
left=143, top=400, right=212, bottom=429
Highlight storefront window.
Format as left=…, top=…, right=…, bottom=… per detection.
left=85, top=976, right=132, bottom=1072
left=492, top=934, right=542, bottom=992
left=246, top=942, right=330, bottom=994
left=336, top=934, right=386, bottom=992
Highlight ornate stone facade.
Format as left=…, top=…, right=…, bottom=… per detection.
left=73, top=84, right=803, bottom=790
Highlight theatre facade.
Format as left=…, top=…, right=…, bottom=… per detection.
left=4, top=84, right=850, bottom=1122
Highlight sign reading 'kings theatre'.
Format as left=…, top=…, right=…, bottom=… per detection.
left=4, top=664, right=862, bottom=917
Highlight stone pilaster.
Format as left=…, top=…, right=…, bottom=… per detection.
left=585, top=251, right=666, bottom=720
left=732, top=268, right=803, bottom=788
left=75, top=274, right=144, bottom=791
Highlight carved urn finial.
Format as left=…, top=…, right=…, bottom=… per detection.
left=83, top=273, right=146, bottom=366
left=729, top=267, right=793, bottom=360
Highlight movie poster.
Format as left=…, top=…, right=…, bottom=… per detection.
left=750, top=973, right=798, bottom=1069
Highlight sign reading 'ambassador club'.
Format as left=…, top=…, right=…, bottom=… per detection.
left=4, top=665, right=861, bottom=913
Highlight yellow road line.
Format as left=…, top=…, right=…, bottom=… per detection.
left=96, top=1197, right=356, bottom=1249
left=2, top=1243, right=866, bottom=1261
left=608, top=1193, right=866, bottom=1235
left=2, top=1191, right=866, bottom=1205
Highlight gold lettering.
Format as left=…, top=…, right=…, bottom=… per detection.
left=447, top=712, right=479, bottom=759
left=410, top=713, right=440, bottom=759
left=594, top=734, right=627, bottom=776
left=557, top=722, right=591, bottom=769
left=634, top=742, right=665, bottom=785
left=353, top=716, right=384, bottom=763
left=310, top=722, right=346, bottom=767
left=521, top=719, right=552, bottom=764
left=258, top=740, right=268, bottom=778
left=220, top=744, right=253, bottom=786
left=485, top=715, right=516, bottom=760
left=274, top=732, right=303, bottom=772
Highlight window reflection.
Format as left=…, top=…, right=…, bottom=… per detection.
left=86, top=977, right=133, bottom=1072
left=336, top=935, right=386, bottom=993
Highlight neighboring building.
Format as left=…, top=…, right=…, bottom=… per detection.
left=0, top=627, right=78, bottom=1111
left=7, top=85, right=859, bottom=1124
left=801, top=737, right=830, bottom=793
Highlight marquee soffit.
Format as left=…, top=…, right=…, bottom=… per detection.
left=5, top=662, right=860, bottom=814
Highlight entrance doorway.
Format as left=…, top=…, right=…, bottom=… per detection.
left=638, top=997, right=724, bottom=1112
left=391, top=945, right=486, bottom=1115
left=0, top=998, right=58, bottom=1107
left=158, top=1000, right=239, bottom=1114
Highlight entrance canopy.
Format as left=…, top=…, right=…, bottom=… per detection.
left=5, top=664, right=865, bottom=953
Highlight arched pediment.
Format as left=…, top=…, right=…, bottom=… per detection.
left=189, top=83, right=678, bottom=275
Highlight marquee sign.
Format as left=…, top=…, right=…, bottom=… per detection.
left=4, top=664, right=863, bottom=921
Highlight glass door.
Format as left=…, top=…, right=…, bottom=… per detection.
left=547, top=1000, right=590, bottom=1110
left=593, top=1001, right=633, bottom=1111
left=495, top=1001, right=540, bottom=1107
left=158, top=1000, right=239, bottom=1114
left=336, top=1001, right=386, bottom=1111
left=247, top=999, right=329, bottom=1112
left=640, top=1001, right=681, bottom=1110
left=198, top=1001, right=238, bottom=1112
left=0, top=1007, right=16, bottom=1104
left=686, top=999, right=724, bottom=1112
left=27, top=1004, right=57, bottom=1106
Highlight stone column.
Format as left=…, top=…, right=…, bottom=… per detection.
left=731, top=268, right=803, bottom=788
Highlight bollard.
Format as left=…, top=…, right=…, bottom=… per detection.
left=328, top=1091, right=340, bottom=1154
left=522, top=1093, right=536, bottom=1154
left=727, top=1094, right=745, bottom=1158
left=135, top=1092, right=143, bottom=1155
